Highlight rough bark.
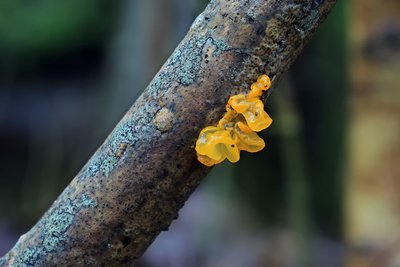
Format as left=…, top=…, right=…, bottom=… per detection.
left=1, top=0, right=337, bottom=266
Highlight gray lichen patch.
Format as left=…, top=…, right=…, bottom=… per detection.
left=190, top=13, right=206, bottom=30
left=12, top=194, right=96, bottom=266
left=80, top=121, right=139, bottom=179
left=145, top=27, right=232, bottom=97
left=153, top=108, right=175, bottom=132
left=299, top=9, right=319, bottom=33
left=79, top=193, right=97, bottom=208
left=168, top=33, right=231, bottom=87
left=11, top=247, right=39, bottom=266
left=147, top=72, right=173, bottom=99
left=169, top=36, right=207, bottom=86
left=211, top=38, right=231, bottom=57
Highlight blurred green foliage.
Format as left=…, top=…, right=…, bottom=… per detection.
left=0, top=1, right=112, bottom=53
left=0, top=0, right=117, bottom=77
left=291, top=0, right=348, bottom=239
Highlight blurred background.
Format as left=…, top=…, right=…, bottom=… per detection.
left=0, top=0, right=399, bottom=266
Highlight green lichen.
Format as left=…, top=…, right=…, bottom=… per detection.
left=300, top=9, right=319, bottom=32
left=211, top=38, right=231, bottom=57
left=79, top=193, right=97, bottom=208
left=109, top=121, right=138, bottom=152
left=42, top=209, right=75, bottom=252
left=12, top=247, right=40, bottom=266
left=81, top=121, right=139, bottom=179
left=98, top=156, right=119, bottom=177
left=168, top=34, right=231, bottom=86
left=169, top=35, right=207, bottom=86
left=12, top=195, right=96, bottom=266
left=147, top=72, right=173, bottom=98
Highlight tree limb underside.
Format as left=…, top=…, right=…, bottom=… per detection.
left=1, top=0, right=337, bottom=266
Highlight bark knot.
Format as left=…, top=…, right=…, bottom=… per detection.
left=154, top=108, right=175, bottom=132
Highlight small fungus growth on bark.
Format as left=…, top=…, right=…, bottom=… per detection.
left=195, top=74, right=272, bottom=166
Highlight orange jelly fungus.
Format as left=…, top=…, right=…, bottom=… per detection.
left=195, top=74, right=272, bottom=166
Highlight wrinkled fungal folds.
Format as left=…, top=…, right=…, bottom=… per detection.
left=195, top=74, right=273, bottom=166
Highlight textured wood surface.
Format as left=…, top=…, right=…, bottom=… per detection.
left=1, top=0, right=337, bottom=266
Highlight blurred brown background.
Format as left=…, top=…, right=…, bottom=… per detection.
left=0, top=1, right=399, bottom=266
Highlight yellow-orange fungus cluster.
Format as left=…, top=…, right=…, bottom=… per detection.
left=195, top=74, right=273, bottom=166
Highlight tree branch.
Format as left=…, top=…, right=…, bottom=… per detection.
left=1, top=0, right=337, bottom=266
